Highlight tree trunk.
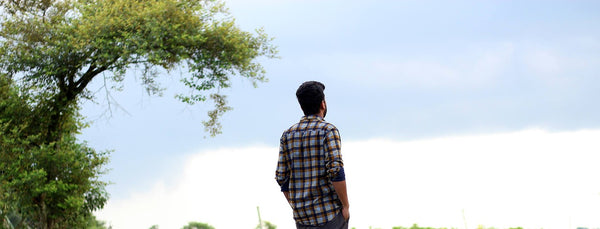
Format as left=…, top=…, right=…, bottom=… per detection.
left=38, top=91, right=77, bottom=229
left=39, top=193, right=48, bottom=229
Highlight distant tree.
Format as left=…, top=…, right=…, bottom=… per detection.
left=181, top=221, right=215, bottom=229
left=149, top=225, right=159, bottom=229
left=85, top=215, right=111, bottom=229
left=391, top=224, right=523, bottom=229
left=256, top=220, right=277, bottom=229
left=392, top=224, right=449, bottom=229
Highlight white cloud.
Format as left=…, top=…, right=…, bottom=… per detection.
left=96, top=145, right=292, bottom=229
left=97, top=129, right=600, bottom=229
left=344, top=129, right=600, bottom=228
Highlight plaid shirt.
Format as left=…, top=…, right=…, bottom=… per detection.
left=276, top=115, right=344, bottom=226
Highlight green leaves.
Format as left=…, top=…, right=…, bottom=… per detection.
left=0, top=1, right=277, bottom=226
left=202, top=93, right=233, bottom=137
left=0, top=78, right=109, bottom=228
left=182, top=221, right=216, bottom=229
left=1, top=0, right=277, bottom=135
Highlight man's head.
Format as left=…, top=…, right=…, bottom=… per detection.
left=296, top=81, right=327, bottom=117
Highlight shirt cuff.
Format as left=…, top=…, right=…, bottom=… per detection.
left=331, top=167, right=345, bottom=182
left=280, top=180, right=290, bottom=192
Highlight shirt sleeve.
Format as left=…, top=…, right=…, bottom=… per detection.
left=275, top=135, right=290, bottom=192
left=331, top=167, right=345, bottom=182
left=325, top=127, right=344, bottom=181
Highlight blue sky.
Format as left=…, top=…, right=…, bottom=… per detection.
left=82, top=1, right=600, bottom=228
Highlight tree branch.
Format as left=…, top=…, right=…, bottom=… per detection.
left=74, top=64, right=104, bottom=95
left=57, top=74, right=67, bottom=92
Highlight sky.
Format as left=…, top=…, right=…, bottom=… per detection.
left=81, top=1, right=600, bottom=228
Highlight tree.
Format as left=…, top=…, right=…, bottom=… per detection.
left=0, top=0, right=277, bottom=139
left=256, top=220, right=277, bottom=229
left=85, top=215, right=112, bottom=229
left=181, top=221, right=215, bottom=229
left=0, top=76, right=109, bottom=229
left=392, top=224, right=449, bottom=229
left=0, top=0, right=276, bottom=228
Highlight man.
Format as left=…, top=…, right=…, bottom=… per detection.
left=275, top=81, right=350, bottom=229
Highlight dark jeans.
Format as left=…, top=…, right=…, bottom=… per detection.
left=296, top=212, right=349, bottom=229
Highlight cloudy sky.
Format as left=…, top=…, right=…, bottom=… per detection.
left=82, top=1, right=600, bottom=228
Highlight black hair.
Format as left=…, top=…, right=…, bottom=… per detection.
left=296, top=81, right=325, bottom=116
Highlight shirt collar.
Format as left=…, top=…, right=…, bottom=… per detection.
left=302, top=114, right=324, bottom=121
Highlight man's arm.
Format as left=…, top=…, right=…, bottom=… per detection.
left=276, top=137, right=292, bottom=204
left=332, top=180, right=350, bottom=220
left=325, top=128, right=349, bottom=220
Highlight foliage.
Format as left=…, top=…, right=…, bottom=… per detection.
left=85, top=215, right=111, bottom=229
left=0, top=0, right=277, bottom=137
left=0, top=76, right=109, bottom=228
left=0, top=0, right=276, bottom=227
left=181, top=221, right=215, bottom=229
left=392, top=224, right=451, bottom=229
left=391, top=225, right=524, bottom=229
left=256, top=220, right=277, bottom=229
left=0, top=0, right=275, bottom=228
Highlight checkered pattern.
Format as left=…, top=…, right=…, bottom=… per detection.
left=276, top=115, right=344, bottom=226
